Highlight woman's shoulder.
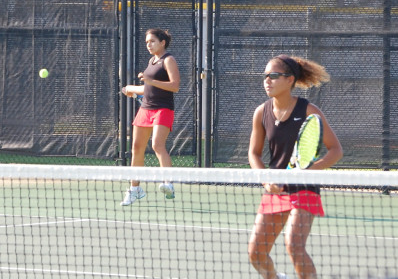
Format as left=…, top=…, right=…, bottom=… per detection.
left=252, top=103, right=265, bottom=124
left=253, top=99, right=272, bottom=118
left=297, top=96, right=309, bottom=104
left=163, top=53, right=176, bottom=62
left=306, top=102, right=323, bottom=115
left=254, top=101, right=269, bottom=117
left=256, top=102, right=265, bottom=111
left=257, top=99, right=272, bottom=110
left=252, top=102, right=264, bottom=115
left=263, top=98, right=273, bottom=110
left=162, top=52, right=172, bottom=58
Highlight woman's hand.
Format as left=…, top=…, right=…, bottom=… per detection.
left=263, top=183, right=284, bottom=194
left=121, top=86, right=137, bottom=98
left=138, top=72, right=152, bottom=84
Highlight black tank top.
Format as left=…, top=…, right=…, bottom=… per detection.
left=262, top=97, right=320, bottom=194
left=140, top=53, right=174, bottom=110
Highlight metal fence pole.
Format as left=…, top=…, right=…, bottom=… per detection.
left=197, top=0, right=204, bottom=167
left=382, top=0, right=391, bottom=170
left=120, top=0, right=128, bottom=166
left=204, top=0, right=213, bottom=167
left=126, top=0, right=134, bottom=166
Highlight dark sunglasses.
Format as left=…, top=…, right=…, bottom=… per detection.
left=263, top=72, right=293, bottom=80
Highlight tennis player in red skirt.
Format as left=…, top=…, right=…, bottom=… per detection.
left=120, top=29, right=180, bottom=206
left=248, top=55, right=343, bottom=279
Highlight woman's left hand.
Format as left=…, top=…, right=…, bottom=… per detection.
left=263, top=183, right=284, bottom=194
left=121, top=86, right=136, bottom=98
left=138, top=72, right=152, bottom=84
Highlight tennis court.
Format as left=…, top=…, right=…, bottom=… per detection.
left=1, top=167, right=397, bottom=278
left=2, top=2, right=398, bottom=278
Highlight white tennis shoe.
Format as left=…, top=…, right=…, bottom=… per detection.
left=276, top=273, right=289, bottom=279
left=159, top=183, right=175, bottom=199
left=120, top=186, right=146, bottom=206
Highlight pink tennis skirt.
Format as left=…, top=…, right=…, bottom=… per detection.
left=257, top=190, right=325, bottom=216
left=133, top=108, right=174, bottom=130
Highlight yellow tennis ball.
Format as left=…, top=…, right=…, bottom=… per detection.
left=39, top=69, right=49, bottom=78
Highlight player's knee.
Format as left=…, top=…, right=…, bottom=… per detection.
left=248, top=250, right=260, bottom=265
left=151, top=141, right=166, bottom=154
left=132, top=141, right=146, bottom=154
left=248, top=244, right=267, bottom=264
left=285, top=242, right=306, bottom=259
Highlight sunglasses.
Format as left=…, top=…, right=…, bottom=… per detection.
left=263, top=72, right=293, bottom=80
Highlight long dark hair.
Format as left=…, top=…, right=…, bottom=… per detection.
left=271, top=55, right=330, bottom=89
left=146, top=28, right=172, bottom=49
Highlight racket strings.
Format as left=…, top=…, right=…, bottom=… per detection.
left=297, top=118, right=321, bottom=168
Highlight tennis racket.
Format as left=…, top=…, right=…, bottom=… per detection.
left=287, top=114, right=323, bottom=169
left=136, top=95, right=143, bottom=105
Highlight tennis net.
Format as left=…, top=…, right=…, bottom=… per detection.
left=0, top=164, right=397, bottom=278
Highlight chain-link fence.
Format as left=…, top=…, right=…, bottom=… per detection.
left=2, top=0, right=398, bottom=169
left=212, top=0, right=398, bottom=169
left=0, top=0, right=119, bottom=165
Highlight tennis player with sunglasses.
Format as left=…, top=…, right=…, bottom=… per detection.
left=248, top=55, right=343, bottom=279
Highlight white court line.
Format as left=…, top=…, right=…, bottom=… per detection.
left=0, top=219, right=88, bottom=228
left=0, top=266, right=180, bottom=279
left=0, top=213, right=250, bottom=232
left=1, top=213, right=398, bottom=240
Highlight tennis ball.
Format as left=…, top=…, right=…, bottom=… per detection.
left=39, top=68, right=49, bottom=78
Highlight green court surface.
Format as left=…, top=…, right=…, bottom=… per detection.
left=0, top=180, right=397, bottom=278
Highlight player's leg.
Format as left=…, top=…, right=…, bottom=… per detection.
left=131, top=125, right=153, bottom=167
left=248, top=212, right=289, bottom=279
left=120, top=126, right=152, bottom=206
left=151, top=124, right=172, bottom=167
left=284, top=208, right=316, bottom=279
left=152, top=124, right=175, bottom=199
left=152, top=108, right=174, bottom=168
